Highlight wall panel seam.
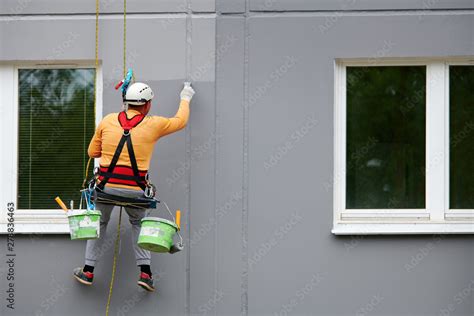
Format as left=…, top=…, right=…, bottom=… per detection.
left=248, top=9, right=474, bottom=16
left=213, top=6, right=219, bottom=316
left=2, top=8, right=474, bottom=19
left=241, top=0, right=249, bottom=315
left=185, top=0, right=192, bottom=314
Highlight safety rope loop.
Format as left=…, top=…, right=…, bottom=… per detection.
left=82, top=157, right=93, bottom=189
left=123, top=0, right=127, bottom=77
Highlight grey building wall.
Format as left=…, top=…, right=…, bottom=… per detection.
left=1, top=1, right=473, bottom=316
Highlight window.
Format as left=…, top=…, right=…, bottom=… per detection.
left=346, top=66, right=426, bottom=209
left=0, top=63, right=102, bottom=233
left=333, top=58, right=474, bottom=234
left=449, top=66, right=474, bottom=210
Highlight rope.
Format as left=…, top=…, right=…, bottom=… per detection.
left=105, top=207, right=123, bottom=316
left=94, top=0, right=99, bottom=127
left=83, top=0, right=99, bottom=190
left=82, top=157, right=93, bottom=188
left=89, top=1, right=126, bottom=315
left=106, top=2, right=126, bottom=315
left=123, top=0, right=127, bottom=77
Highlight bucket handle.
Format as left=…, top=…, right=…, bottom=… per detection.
left=151, top=201, right=184, bottom=247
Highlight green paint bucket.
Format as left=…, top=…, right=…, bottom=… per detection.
left=138, top=217, right=178, bottom=253
left=67, top=209, right=102, bottom=240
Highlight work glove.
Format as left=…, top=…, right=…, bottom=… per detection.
left=180, top=82, right=195, bottom=102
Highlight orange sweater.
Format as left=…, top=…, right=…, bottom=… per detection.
left=88, top=99, right=190, bottom=190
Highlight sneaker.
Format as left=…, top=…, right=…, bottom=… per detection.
left=137, top=272, right=155, bottom=292
left=73, top=267, right=94, bottom=285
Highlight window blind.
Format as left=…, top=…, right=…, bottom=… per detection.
left=18, top=68, right=95, bottom=209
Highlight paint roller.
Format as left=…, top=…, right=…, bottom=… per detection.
left=169, top=210, right=184, bottom=254
left=169, top=243, right=184, bottom=254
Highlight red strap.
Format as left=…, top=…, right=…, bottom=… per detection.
left=118, top=111, right=144, bottom=130
left=98, top=176, right=143, bottom=187
left=100, top=166, right=147, bottom=175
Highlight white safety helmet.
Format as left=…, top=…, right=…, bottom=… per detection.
left=124, top=82, right=154, bottom=106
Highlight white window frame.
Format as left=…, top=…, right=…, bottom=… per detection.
left=332, top=57, right=474, bottom=235
left=0, top=61, right=102, bottom=234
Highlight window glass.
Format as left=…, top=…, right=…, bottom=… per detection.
left=449, top=65, right=474, bottom=209
left=18, top=69, right=95, bottom=209
left=346, top=66, right=426, bottom=209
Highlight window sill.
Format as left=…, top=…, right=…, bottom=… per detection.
left=0, top=209, right=69, bottom=234
left=332, top=221, right=474, bottom=235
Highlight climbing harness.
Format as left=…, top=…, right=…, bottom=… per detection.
left=95, top=111, right=148, bottom=191
left=89, top=110, right=159, bottom=207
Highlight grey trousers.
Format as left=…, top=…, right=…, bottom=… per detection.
left=84, top=187, right=151, bottom=267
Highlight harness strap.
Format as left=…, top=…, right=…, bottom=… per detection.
left=94, top=187, right=158, bottom=209
left=97, top=134, right=127, bottom=190
left=98, top=172, right=146, bottom=181
left=119, top=112, right=144, bottom=129
left=108, top=134, right=128, bottom=174
left=126, top=134, right=140, bottom=178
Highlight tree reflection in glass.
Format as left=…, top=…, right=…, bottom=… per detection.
left=18, top=69, right=95, bottom=209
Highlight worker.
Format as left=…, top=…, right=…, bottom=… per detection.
left=73, top=82, right=195, bottom=292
